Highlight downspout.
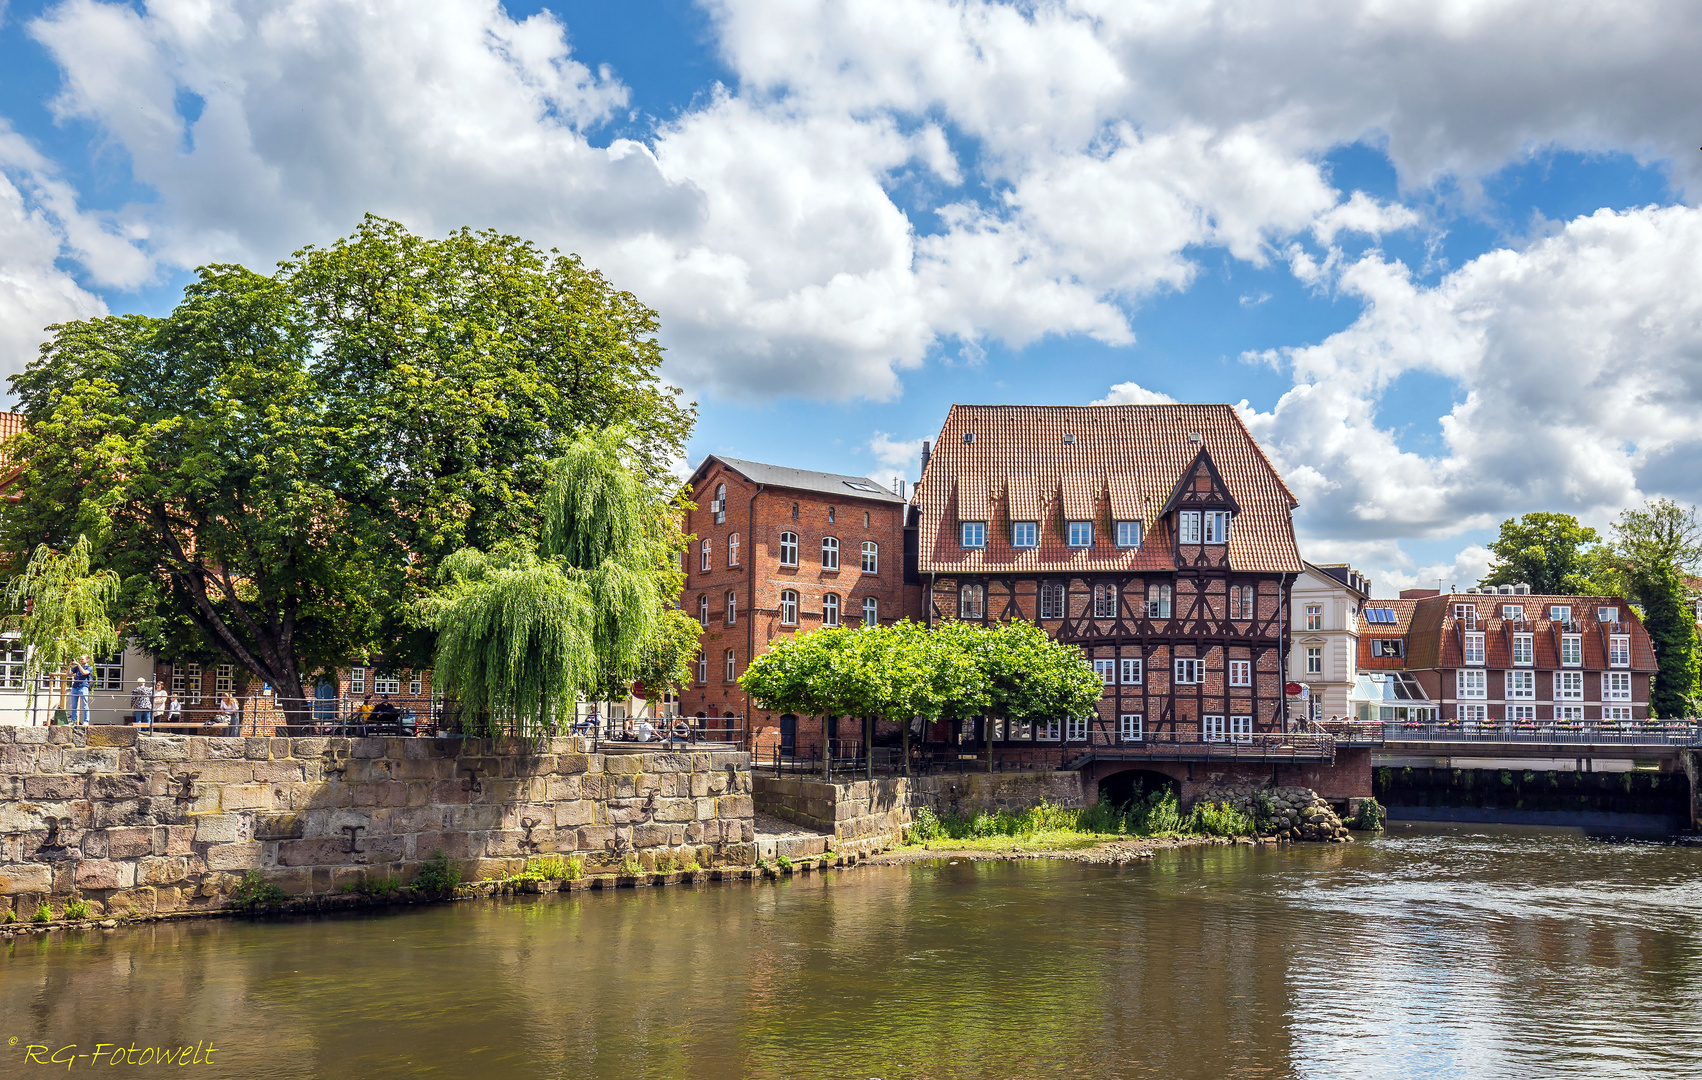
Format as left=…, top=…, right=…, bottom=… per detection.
left=746, top=482, right=764, bottom=754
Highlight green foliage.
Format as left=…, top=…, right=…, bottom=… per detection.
left=63, top=898, right=90, bottom=920
left=1606, top=500, right=1702, bottom=717
left=1353, top=797, right=1385, bottom=831
left=351, top=875, right=402, bottom=899
left=4, top=909, right=15, bottom=923
left=1188, top=801, right=1256, bottom=838
left=775, top=855, right=793, bottom=871
left=905, top=792, right=1248, bottom=845
left=1480, top=513, right=1607, bottom=594
left=1252, top=791, right=1277, bottom=831
left=233, top=871, right=287, bottom=910
left=32, top=901, right=52, bottom=923
left=1, top=534, right=121, bottom=694
left=413, top=850, right=462, bottom=895
left=620, top=855, right=642, bottom=876
left=529, top=855, right=570, bottom=881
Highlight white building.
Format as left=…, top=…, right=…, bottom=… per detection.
left=1287, top=562, right=1371, bottom=722
left=0, top=642, right=159, bottom=726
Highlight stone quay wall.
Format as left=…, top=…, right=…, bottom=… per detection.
left=0, top=726, right=755, bottom=920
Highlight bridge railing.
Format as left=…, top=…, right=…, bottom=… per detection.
left=1370, top=721, right=1702, bottom=746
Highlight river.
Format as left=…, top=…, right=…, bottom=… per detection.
left=5, top=824, right=1702, bottom=1079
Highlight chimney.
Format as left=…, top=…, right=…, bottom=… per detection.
left=920, top=440, right=931, bottom=476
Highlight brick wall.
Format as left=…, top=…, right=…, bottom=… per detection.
left=0, top=726, right=755, bottom=920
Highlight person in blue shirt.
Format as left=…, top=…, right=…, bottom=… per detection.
left=68, top=654, right=92, bottom=725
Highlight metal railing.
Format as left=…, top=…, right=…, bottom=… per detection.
left=1374, top=720, right=1702, bottom=747
left=1073, top=732, right=1337, bottom=764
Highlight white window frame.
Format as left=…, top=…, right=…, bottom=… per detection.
left=1093, top=659, right=1116, bottom=686
left=1305, top=647, right=1322, bottom=675
left=725, top=589, right=737, bottom=626
left=1039, top=583, right=1065, bottom=620
left=1121, top=658, right=1143, bottom=685
left=1560, top=634, right=1582, bottom=667
left=695, top=651, right=707, bottom=683
left=1371, top=638, right=1405, bottom=659
left=1067, top=521, right=1093, bottom=548
left=822, top=593, right=841, bottom=627
left=0, top=637, right=26, bottom=690
left=698, top=594, right=710, bottom=629
left=93, top=653, right=124, bottom=691
left=349, top=666, right=365, bottom=696
left=1505, top=670, right=1535, bottom=699
left=729, top=533, right=740, bottom=567
left=861, top=541, right=878, bottom=574
left=960, top=521, right=987, bottom=549
left=779, top=590, right=798, bottom=626
left=1038, top=718, right=1060, bottom=741
left=374, top=673, right=401, bottom=695
left=1230, top=584, right=1253, bottom=621
left=1464, top=632, right=1485, bottom=666
left=409, top=672, right=423, bottom=696
left=1458, top=704, right=1488, bottom=723
left=1093, top=584, right=1117, bottom=619
left=1011, top=521, right=1038, bottom=548
left=1602, top=672, right=1631, bottom=701
left=1454, top=604, right=1477, bottom=629
left=779, top=532, right=799, bottom=567
left=1202, top=715, right=1226, bottom=742
left=1119, top=713, right=1143, bottom=741
left=1502, top=604, right=1524, bottom=621
left=1229, top=659, right=1250, bottom=687
left=1178, top=511, right=1201, bottom=544
left=1512, top=633, right=1534, bottom=666
left=1115, top=521, right=1142, bottom=548
left=1174, top=658, right=1200, bottom=684
left=701, top=540, right=712, bottom=572
left=1597, top=607, right=1618, bottom=623
left=1203, top=511, right=1230, bottom=544
left=1456, top=669, right=1487, bottom=699
left=1609, top=635, right=1630, bottom=667
left=725, top=649, right=737, bottom=682
left=713, top=483, right=726, bottom=525
left=822, top=536, right=840, bottom=570
left=1601, top=706, right=1632, bottom=722
left=1508, top=704, right=1536, bottom=722
left=959, top=584, right=984, bottom=620
left=1146, top=584, right=1172, bottom=619
left=1554, top=671, right=1584, bottom=701
left=1305, top=604, right=1322, bottom=631
left=862, top=596, right=878, bottom=627
left=1066, top=715, right=1088, bottom=741
left=1555, top=705, right=1586, bottom=722
left=1229, top=715, right=1252, bottom=743
left=176, top=662, right=203, bottom=705
left=1550, top=605, right=1572, bottom=624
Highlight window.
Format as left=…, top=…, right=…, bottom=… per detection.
left=714, top=484, right=726, bottom=525
left=1365, top=607, right=1397, bottom=624
left=1603, top=672, right=1632, bottom=701
left=1458, top=704, right=1488, bottom=723
left=1038, top=718, right=1060, bottom=741
left=1597, top=606, right=1618, bottom=623
left=701, top=540, right=712, bottom=572
left=862, top=596, right=878, bottom=627
left=780, top=590, right=798, bottom=625
left=1067, top=521, right=1093, bottom=548
left=1550, top=605, right=1572, bottom=624
left=1093, top=659, right=1116, bottom=686
left=1203, top=511, right=1230, bottom=544
left=864, top=512, right=870, bottom=528
left=1371, top=639, right=1405, bottom=659
left=861, top=541, right=879, bottom=574
left=1119, top=714, right=1143, bottom=741
left=409, top=672, right=423, bottom=696
left=698, top=594, right=710, bottom=628
left=725, top=590, right=737, bottom=626
left=1067, top=715, right=1089, bottom=741
left=1174, top=658, right=1200, bottom=684
left=1464, top=632, right=1485, bottom=666
left=1305, top=604, right=1322, bottom=631
left=348, top=666, right=365, bottom=696
left=1561, top=634, right=1582, bottom=667
left=1554, top=671, right=1584, bottom=701
left=1508, top=705, right=1536, bottom=723
left=1229, top=659, right=1250, bottom=687
left=375, top=673, right=400, bottom=695
left=1230, top=585, right=1254, bottom=620
left=823, top=593, right=841, bottom=627
left=92, top=653, right=124, bottom=691
left=1609, top=635, right=1630, bottom=667
left=1115, top=521, right=1142, bottom=548
left=960, top=521, right=987, bottom=549
left=175, top=663, right=203, bottom=704
left=0, top=639, right=24, bottom=689
left=959, top=584, right=984, bottom=619
left=1093, top=584, right=1118, bottom=619
left=1512, top=633, right=1534, bottom=666
left=1146, top=583, right=1172, bottom=619
left=1011, top=522, right=1037, bottom=548
left=1456, top=670, right=1486, bottom=698
left=1178, top=511, right=1201, bottom=544
left=1506, top=671, right=1535, bottom=699
left=725, top=649, right=737, bottom=682
left=1229, top=715, right=1252, bottom=743
left=1039, top=583, right=1065, bottom=620
left=1555, top=705, right=1586, bottom=722
left=1503, top=604, right=1524, bottom=621
left=1202, top=715, right=1226, bottom=742
left=1601, top=706, right=1632, bottom=722
left=1121, top=658, right=1143, bottom=685
left=729, top=533, right=740, bottom=567
left=779, top=532, right=799, bottom=566
left=790, top=502, right=799, bottom=520
left=695, top=651, right=707, bottom=683
left=822, top=536, right=840, bottom=569
left=1454, top=604, right=1477, bottom=629
left=1305, top=647, right=1322, bottom=675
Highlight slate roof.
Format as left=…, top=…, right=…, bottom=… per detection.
left=689, top=455, right=907, bottom=504
left=914, top=403, right=1303, bottom=574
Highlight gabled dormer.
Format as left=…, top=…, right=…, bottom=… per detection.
left=1161, top=447, right=1240, bottom=547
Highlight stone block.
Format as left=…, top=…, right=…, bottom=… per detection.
left=632, top=823, right=671, bottom=847
left=650, top=798, right=693, bottom=823
left=544, top=775, right=582, bottom=801
left=11, top=725, right=48, bottom=745
left=217, top=784, right=273, bottom=811
left=277, top=837, right=356, bottom=867
left=291, top=782, right=350, bottom=810
left=576, top=825, right=615, bottom=850
left=91, top=799, right=152, bottom=829
left=137, top=856, right=196, bottom=886
left=196, top=738, right=248, bottom=760
left=254, top=813, right=307, bottom=840
left=107, top=826, right=155, bottom=859
left=163, top=825, right=196, bottom=854
left=205, top=842, right=264, bottom=871
left=579, top=774, right=604, bottom=800
left=605, top=754, right=642, bottom=775
left=105, top=886, right=157, bottom=914
left=193, top=813, right=245, bottom=843
left=690, top=773, right=711, bottom=798
left=383, top=805, right=445, bottom=834
left=647, top=753, right=689, bottom=773
left=429, top=779, right=472, bottom=804
left=75, top=859, right=136, bottom=890
left=244, top=737, right=273, bottom=760
left=23, top=774, right=86, bottom=799
left=267, top=867, right=315, bottom=896
left=86, top=726, right=139, bottom=748
left=554, top=800, right=596, bottom=828
left=183, top=760, right=256, bottom=784
left=252, top=760, right=304, bottom=784
left=0, top=862, right=53, bottom=894
left=137, top=736, right=190, bottom=761
left=290, top=737, right=329, bottom=758
left=63, top=747, right=121, bottom=774
left=89, top=773, right=149, bottom=800
left=557, top=753, right=590, bottom=774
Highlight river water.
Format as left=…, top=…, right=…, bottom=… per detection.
left=5, top=824, right=1702, bottom=1079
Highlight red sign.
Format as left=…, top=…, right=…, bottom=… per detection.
left=1284, top=683, right=1303, bottom=696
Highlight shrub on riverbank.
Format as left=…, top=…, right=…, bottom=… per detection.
left=905, top=792, right=1255, bottom=846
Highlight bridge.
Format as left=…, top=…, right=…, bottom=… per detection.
left=1317, top=721, right=1702, bottom=771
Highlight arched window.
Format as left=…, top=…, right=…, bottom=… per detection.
left=827, top=506, right=836, bottom=523
left=714, top=483, right=726, bottom=524
left=725, top=589, right=737, bottom=625
left=728, top=533, right=740, bottom=567
left=1146, top=583, right=1172, bottom=619
left=822, top=536, right=840, bottom=569
left=861, top=541, right=878, bottom=574
left=823, top=593, right=841, bottom=627
left=959, top=584, right=984, bottom=620
left=862, top=596, right=878, bottom=626
left=1093, top=584, right=1118, bottom=619
left=695, top=651, right=706, bottom=683
left=780, top=590, right=798, bottom=625
left=1039, top=583, right=1065, bottom=620
left=791, top=502, right=799, bottom=520
left=724, top=648, right=737, bottom=681
left=698, top=594, right=709, bottom=628
left=700, top=539, right=712, bottom=572
left=779, top=532, right=799, bottom=567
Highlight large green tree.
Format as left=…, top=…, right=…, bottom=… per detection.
left=1479, top=512, right=1607, bottom=594
left=2, top=218, right=694, bottom=713
left=2, top=534, right=121, bottom=714
left=1604, top=499, right=1701, bottom=718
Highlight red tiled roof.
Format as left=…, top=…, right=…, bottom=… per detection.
left=915, top=403, right=1302, bottom=575
left=1402, top=593, right=1655, bottom=672
left=1359, top=599, right=1421, bottom=668
left=0, top=413, right=24, bottom=442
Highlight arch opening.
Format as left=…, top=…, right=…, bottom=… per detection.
left=1098, top=769, right=1180, bottom=811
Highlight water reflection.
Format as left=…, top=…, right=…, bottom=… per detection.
left=4, top=826, right=1701, bottom=1079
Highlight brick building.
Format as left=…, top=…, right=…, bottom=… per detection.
left=679, top=456, right=919, bottom=754
left=914, top=403, right=1304, bottom=760
left=1354, top=588, right=1657, bottom=723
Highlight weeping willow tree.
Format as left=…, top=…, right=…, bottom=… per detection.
left=422, top=427, right=692, bottom=735
left=2, top=534, right=122, bottom=718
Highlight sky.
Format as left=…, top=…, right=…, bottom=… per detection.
left=2, top=0, right=1700, bottom=597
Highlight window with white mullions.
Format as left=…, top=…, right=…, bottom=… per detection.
left=779, top=532, right=799, bottom=566
left=1464, top=632, right=1485, bottom=666
left=959, top=584, right=984, bottom=620
left=1561, top=634, right=1582, bottom=667
left=1203, top=511, right=1230, bottom=544
left=1093, top=659, right=1115, bottom=686
left=960, top=522, right=986, bottom=549
left=1011, top=522, right=1037, bottom=548
left=701, top=540, right=712, bottom=572
left=1512, top=633, right=1533, bottom=666
left=780, top=590, right=798, bottom=626
left=1039, top=583, right=1065, bottom=620
left=1505, top=670, right=1535, bottom=699
left=1602, top=672, right=1631, bottom=701
left=1115, top=521, right=1142, bottom=548
left=695, top=651, right=706, bottom=683
left=1609, top=635, right=1630, bottom=667
left=1229, top=715, right=1252, bottom=743
left=1067, top=521, right=1093, bottom=548
left=729, top=533, right=739, bottom=567
left=861, top=541, right=878, bottom=573
left=1093, top=584, right=1118, bottom=619
left=1174, top=658, right=1200, bottom=684
left=862, top=596, right=878, bottom=627
left=822, top=537, right=840, bottom=569
left=1119, top=713, right=1143, bottom=741
left=0, top=638, right=25, bottom=690
left=1554, top=671, right=1584, bottom=701
left=1228, top=659, right=1250, bottom=687
left=1066, top=715, right=1088, bottom=741
left=1146, top=583, right=1172, bottom=619
left=822, top=593, right=840, bottom=627
left=1456, top=670, right=1486, bottom=698
left=1121, top=658, right=1143, bottom=685
left=94, top=653, right=125, bottom=691
left=1202, top=715, right=1226, bottom=742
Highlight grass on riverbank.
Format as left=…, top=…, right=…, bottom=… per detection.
left=900, top=792, right=1256, bottom=853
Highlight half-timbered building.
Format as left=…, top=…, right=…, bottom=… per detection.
left=913, top=403, right=1305, bottom=759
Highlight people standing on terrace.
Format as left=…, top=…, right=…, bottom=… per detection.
left=130, top=678, right=152, bottom=728
left=151, top=681, right=167, bottom=732
left=68, top=654, right=92, bottom=724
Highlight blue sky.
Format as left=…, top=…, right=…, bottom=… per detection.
left=2, top=0, right=1699, bottom=593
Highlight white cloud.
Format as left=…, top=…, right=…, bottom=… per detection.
left=1091, top=381, right=1177, bottom=406
left=866, top=430, right=927, bottom=476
